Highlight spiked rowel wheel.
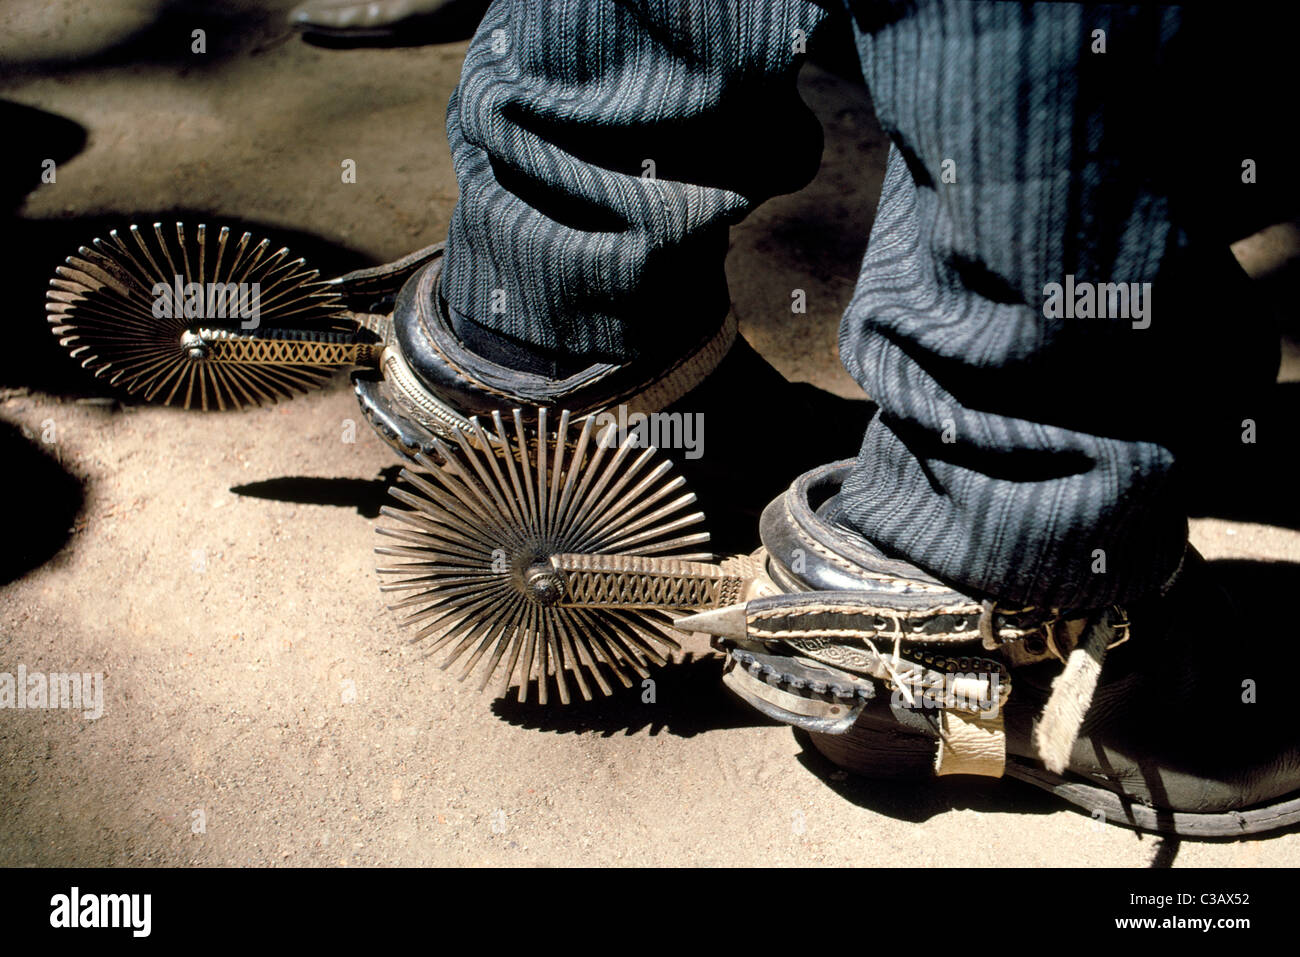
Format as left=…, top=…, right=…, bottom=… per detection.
left=45, top=222, right=384, bottom=410
left=375, top=408, right=756, bottom=704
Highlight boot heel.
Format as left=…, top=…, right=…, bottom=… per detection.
left=807, top=717, right=937, bottom=780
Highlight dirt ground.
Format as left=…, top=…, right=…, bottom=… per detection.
left=2, top=0, right=1299, bottom=867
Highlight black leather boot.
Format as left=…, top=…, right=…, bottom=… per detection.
left=349, top=245, right=734, bottom=455
left=683, top=461, right=1300, bottom=837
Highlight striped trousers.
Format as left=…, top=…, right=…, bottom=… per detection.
left=439, top=1, right=1283, bottom=609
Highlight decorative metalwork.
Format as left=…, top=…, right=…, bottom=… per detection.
left=197, top=327, right=382, bottom=367
left=552, top=553, right=748, bottom=609
left=375, top=408, right=715, bottom=704
left=46, top=222, right=362, bottom=410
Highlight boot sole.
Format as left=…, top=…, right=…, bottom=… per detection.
left=807, top=721, right=1300, bottom=838
left=1003, top=759, right=1300, bottom=838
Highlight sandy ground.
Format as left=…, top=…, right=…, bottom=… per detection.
left=1, top=0, right=1299, bottom=867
